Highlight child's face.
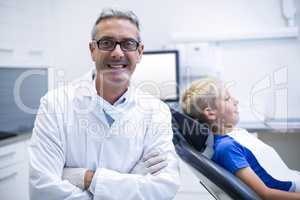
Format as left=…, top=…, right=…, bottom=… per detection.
left=217, top=89, right=239, bottom=128
left=202, top=88, right=239, bottom=129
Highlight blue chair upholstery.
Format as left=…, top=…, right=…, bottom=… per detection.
left=170, top=108, right=262, bottom=200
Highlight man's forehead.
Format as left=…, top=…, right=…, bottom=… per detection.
left=95, top=18, right=139, bottom=39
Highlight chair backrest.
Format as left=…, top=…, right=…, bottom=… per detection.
left=170, top=108, right=209, bottom=152
left=170, top=108, right=262, bottom=200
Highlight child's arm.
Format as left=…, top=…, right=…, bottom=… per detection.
left=236, top=167, right=300, bottom=200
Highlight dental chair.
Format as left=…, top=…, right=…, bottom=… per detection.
left=170, top=108, right=262, bottom=200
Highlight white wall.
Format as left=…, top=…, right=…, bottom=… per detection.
left=258, top=0, right=300, bottom=171
left=43, top=0, right=296, bottom=77
left=2, top=0, right=298, bottom=83
left=0, top=0, right=51, bottom=66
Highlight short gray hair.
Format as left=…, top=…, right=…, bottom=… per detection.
left=91, top=8, right=141, bottom=41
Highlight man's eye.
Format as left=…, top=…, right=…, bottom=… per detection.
left=100, top=40, right=114, bottom=47
left=225, top=97, right=231, bottom=101
left=123, top=40, right=135, bottom=47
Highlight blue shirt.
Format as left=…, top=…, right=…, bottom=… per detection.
left=212, top=135, right=292, bottom=191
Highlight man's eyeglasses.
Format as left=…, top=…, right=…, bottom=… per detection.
left=95, top=38, right=140, bottom=52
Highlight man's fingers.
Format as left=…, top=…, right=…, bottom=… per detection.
left=144, top=155, right=166, bottom=167
left=148, top=161, right=168, bottom=175
left=142, top=151, right=160, bottom=162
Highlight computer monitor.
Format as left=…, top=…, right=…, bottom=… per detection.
left=131, top=50, right=180, bottom=102
left=0, top=67, right=48, bottom=138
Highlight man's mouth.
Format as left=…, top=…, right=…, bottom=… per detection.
left=107, top=64, right=127, bottom=69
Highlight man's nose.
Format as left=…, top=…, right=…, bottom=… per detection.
left=110, top=44, right=125, bottom=59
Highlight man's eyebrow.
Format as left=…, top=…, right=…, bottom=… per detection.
left=96, top=36, right=115, bottom=40
left=97, top=36, right=139, bottom=41
left=122, top=37, right=139, bottom=41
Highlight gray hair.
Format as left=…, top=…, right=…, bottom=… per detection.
left=91, top=8, right=141, bottom=41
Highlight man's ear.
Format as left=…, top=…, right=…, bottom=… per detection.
left=136, top=43, right=144, bottom=63
left=203, top=107, right=217, bottom=121
left=89, top=42, right=96, bottom=62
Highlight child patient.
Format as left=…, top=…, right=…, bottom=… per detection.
left=181, top=77, right=300, bottom=200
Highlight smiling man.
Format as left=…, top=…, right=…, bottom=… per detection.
left=29, top=8, right=180, bottom=200
left=90, top=15, right=142, bottom=103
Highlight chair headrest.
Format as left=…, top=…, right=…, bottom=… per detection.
left=170, top=108, right=210, bottom=152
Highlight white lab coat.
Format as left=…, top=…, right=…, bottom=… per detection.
left=29, top=69, right=180, bottom=200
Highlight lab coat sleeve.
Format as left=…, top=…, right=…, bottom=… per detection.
left=29, top=94, right=92, bottom=200
left=90, top=103, right=180, bottom=200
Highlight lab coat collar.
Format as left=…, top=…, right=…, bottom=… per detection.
left=71, top=68, right=97, bottom=97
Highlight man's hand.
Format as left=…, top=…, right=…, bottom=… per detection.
left=131, top=151, right=168, bottom=175
left=62, top=168, right=94, bottom=190
left=84, top=170, right=94, bottom=189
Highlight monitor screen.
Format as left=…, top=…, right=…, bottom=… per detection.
left=131, top=50, right=179, bottom=102
left=0, top=67, right=48, bottom=136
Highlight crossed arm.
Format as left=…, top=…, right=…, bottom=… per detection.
left=62, top=151, right=169, bottom=190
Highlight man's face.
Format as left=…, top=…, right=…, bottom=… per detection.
left=89, top=18, right=144, bottom=87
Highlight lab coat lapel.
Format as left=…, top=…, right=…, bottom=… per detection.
left=72, top=69, right=111, bottom=128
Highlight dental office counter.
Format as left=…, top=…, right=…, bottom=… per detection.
left=0, top=133, right=31, bottom=200
left=239, top=120, right=300, bottom=133
left=0, top=132, right=31, bottom=147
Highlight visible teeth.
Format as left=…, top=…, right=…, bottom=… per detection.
left=108, top=64, right=126, bottom=68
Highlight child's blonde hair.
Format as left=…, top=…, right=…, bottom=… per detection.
left=181, top=77, right=223, bottom=124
